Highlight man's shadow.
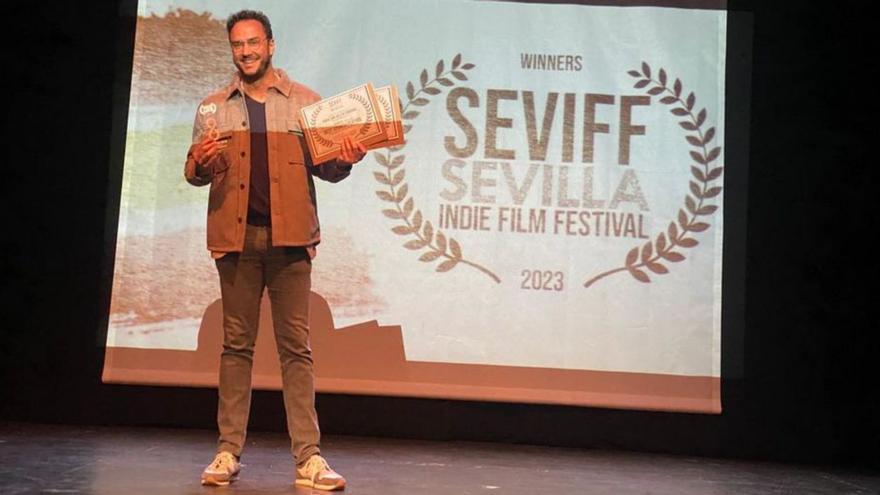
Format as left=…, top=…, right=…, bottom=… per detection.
left=194, top=291, right=407, bottom=385
left=103, top=291, right=407, bottom=388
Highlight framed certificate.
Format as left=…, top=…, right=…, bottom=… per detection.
left=299, top=83, right=388, bottom=164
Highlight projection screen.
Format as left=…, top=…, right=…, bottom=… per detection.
left=103, top=0, right=727, bottom=413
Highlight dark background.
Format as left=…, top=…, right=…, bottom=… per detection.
left=3, top=0, right=876, bottom=468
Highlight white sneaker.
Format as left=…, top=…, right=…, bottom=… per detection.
left=295, top=454, right=346, bottom=491
left=201, top=451, right=241, bottom=486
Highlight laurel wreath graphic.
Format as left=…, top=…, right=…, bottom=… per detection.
left=348, top=92, right=374, bottom=137
left=379, top=96, right=392, bottom=131
left=583, top=62, right=724, bottom=288
left=308, top=104, right=334, bottom=148
left=372, top=54, right=501, bottom=283
left=309, top=94, right=375, bottom=148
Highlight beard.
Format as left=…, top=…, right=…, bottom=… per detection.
left=236, top=53, right=272, bottom=83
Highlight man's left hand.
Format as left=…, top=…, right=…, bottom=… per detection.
left=338, top=136, right=367, bottom=165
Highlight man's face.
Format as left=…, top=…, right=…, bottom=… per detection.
left=229, top=19, right=275, bottom=81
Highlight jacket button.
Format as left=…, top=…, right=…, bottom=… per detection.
left=237, top=217, right=242, bottom=223
left=241, top=121, right=247, bottom=127
left=240, top=183, right=245, bottom=190
left=240, top=151, right=246, bottom=157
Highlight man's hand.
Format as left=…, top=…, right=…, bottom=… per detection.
left=191, top=135, right=227, bottom=166
left=338, top=136, right=367, bottom=165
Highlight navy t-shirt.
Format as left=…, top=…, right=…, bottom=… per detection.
left=245, top=93, right=270, bottom=226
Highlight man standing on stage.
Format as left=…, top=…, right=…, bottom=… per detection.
left=184, top=9, right=364, bottom=490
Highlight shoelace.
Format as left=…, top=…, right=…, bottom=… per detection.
left=212, top=453, right=235, bottom=470
left=303, top=456, right=331, bottom=479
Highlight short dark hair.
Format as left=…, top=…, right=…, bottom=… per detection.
left=226, top=10, right=273, bottom=40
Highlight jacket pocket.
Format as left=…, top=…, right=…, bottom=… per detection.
left=285, top=119, right=307, bottom=165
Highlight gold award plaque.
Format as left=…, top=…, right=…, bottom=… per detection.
left=299, top=83, right=388, bottom=164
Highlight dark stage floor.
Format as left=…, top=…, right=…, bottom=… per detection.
left=1, top=422, right=877, bottom=494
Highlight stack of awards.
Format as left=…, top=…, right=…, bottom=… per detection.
left=299, top=83, right=405, bottom=164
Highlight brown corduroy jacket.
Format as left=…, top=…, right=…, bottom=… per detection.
left=184, top=69, right=351, bottom=257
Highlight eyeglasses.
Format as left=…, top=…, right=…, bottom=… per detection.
left=230, top=37, right=266, bottom=51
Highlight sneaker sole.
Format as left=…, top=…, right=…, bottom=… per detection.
left=295, top=478, right=346, bottom=491
left=201, top=472, right=239, bottom=486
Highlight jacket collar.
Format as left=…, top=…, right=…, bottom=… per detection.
left=222, top=68, right=293, bottom=100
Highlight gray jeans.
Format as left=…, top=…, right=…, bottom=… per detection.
left=214, top=224, right=320, bottom=465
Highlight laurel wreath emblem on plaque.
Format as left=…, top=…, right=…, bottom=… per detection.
left=583, top=63, right=724, bottom=288
left=371, top=54, right=501, bottom=283
left=309, top=93, right=375, bottom=148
